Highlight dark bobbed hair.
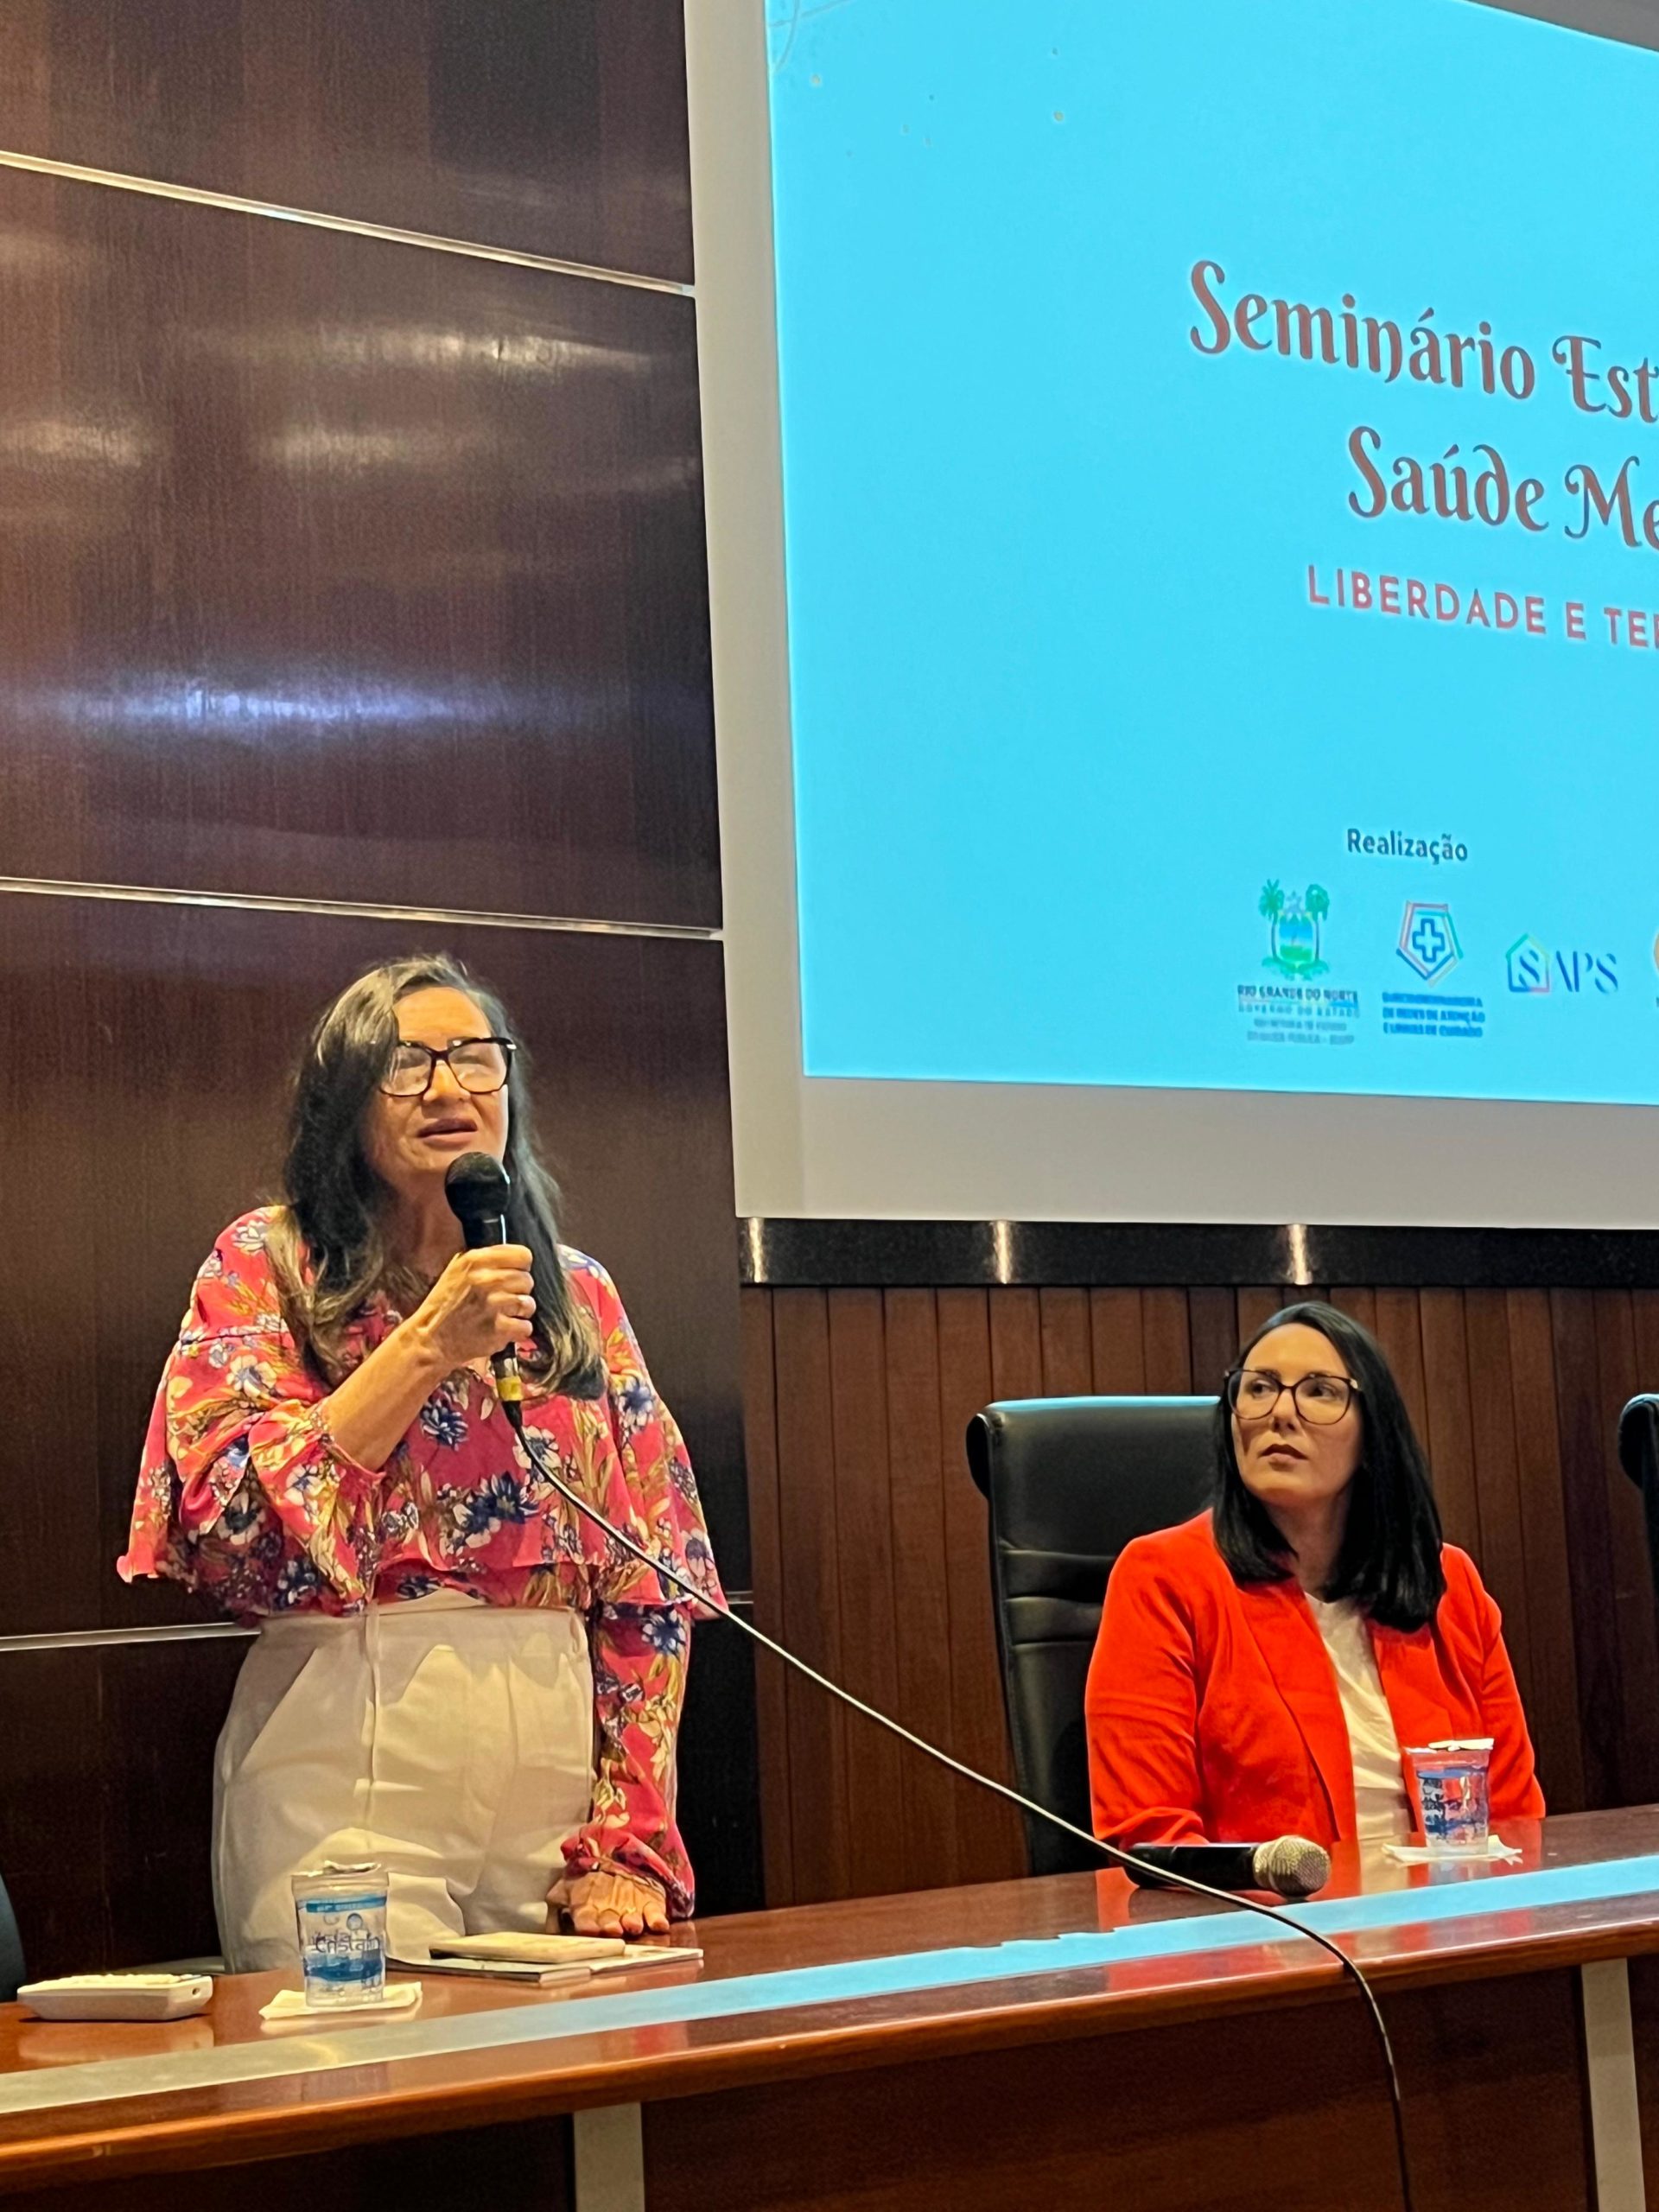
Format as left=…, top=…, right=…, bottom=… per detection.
left=1211, top=1300, right=1445, bottom=1631
left=269, top=953, right=603, bottom=1398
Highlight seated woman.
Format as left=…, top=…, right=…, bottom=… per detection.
left=1085, top=1301, right=1542, bottom=1850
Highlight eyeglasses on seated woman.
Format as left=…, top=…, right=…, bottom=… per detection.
left=1085, top=1300, right=1543, bottom=1853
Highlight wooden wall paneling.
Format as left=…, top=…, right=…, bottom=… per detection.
left=1504, top=1290, right=1586, bottom=1812
left=1372, top=1289, right=1430, bottom=1440
left=1418, top=1289, right=1480, bottom=1554
left=99, top=1636, right=249, bottom=1971
left=825, top=1291, right=906, bottom=1901
left=1630, top=1290, right=1659, bottom=1404
left=0, top=166, right=717, bottom=927
left=936, top=1291, right=1024, bottom=1882
left=1185, top=1287, right=1238, bottom=1402
left=1037, top=1287, right=1092, bottom=1397
left=1549, top=1290, right=1620, bottom=1807
left=1327, top=1286, right=1379, bottom=1336
left=1630, top=1953, right=1659, bottom=2191
left=987, top=1287, right=1042, bottom=1402
left=1591, top=1291, right=1659, bottom=1805
left=1630, top=1292, right=1659, bottom=1761
left=650, top=1968, right=1592, bottom=2212
left=1140, top=1288, right=1192, bottom=1394
left=677, top=1619, right=763, bottom=1921
left=1234, top=1286, right=1286, bottom=1344
left=738, top=1289, right=791, bottom=1908
left=0, top=1650, right=111, bottom=1978
left=882, top=1289, right=961, bottom=1894
left=0, top=0, right=693, bottom=280
left=769, top=1292, right=849, bottom=1904
left=0, top=2120, right=578, bottom=2212
left=1461, top=1292, right=1535, bottom=1712
left=1089, top=1289, right=1147, bottom=1392
left=978, top=1287, right=1046, bottom=1856
left=0, top=947, right=104, bottom=1635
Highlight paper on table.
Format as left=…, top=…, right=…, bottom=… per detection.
left=399, top=1945, right=702, bottom=1985
left=259, top=1981, right=423, bottom=2022
left=391, top=1955, right=594, bottom=1986
left=431, top=1933, right=628, bottom=1963
left=1382, top=1836, right=1522, bottom=1865
left=588, top=1946, right=702, bottom=1974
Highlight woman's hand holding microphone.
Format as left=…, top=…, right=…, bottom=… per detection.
left=325, top=1245, right=537, bottom=1472
left=413, top=1245, right=537, bottom=1370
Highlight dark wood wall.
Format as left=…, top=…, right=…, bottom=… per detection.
left=742, top=1279, right=1659, bottom=1907
left=0, top=0, right=760, bottom=1978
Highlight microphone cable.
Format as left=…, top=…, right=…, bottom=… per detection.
left=505, top=1414, right=1415, bottom=2212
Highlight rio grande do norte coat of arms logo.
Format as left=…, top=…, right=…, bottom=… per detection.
left=1259, top=880, right=1331, bottom=978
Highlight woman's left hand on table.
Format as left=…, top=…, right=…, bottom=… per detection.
left=547, top=1868, right=671, bottom=1938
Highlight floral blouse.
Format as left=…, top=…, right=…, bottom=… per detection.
left=120, top=1209, right=722, bottom=1916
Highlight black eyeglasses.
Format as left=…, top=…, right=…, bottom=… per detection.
left=379, top=1036, right=516, bottom=1099
left=1226, top=1367, right=1360, bottom=1426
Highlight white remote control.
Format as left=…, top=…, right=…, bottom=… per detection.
left=19, top=1974, right=214, bottom=2022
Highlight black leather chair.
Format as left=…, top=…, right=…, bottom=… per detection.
left=1618, top=1395, right=1659, bottom=1606
left=0, top=1873, right=23, bottom=2005
left=965, top=1395, right=1215, bottom=1875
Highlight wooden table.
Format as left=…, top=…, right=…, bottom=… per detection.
left=8, top=1807, right=1659, bottom=2209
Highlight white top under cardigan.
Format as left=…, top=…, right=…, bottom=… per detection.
left=1304, top=1592, right=1414, bottom=1842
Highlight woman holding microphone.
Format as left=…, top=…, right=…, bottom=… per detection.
left=122, top=955, right=720, bottom=1967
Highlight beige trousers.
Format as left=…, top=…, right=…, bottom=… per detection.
left=213, top=1592, right=595, bottom=1972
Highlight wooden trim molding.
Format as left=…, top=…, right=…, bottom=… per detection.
left=740, top=1218, right=1659, bottom=1291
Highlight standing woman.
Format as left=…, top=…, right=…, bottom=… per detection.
left=122, top=955, right=721, bottom=1967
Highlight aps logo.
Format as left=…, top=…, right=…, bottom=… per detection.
left=1505, top=935, right=1618, bottom=995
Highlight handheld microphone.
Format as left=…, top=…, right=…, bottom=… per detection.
left=442, top=1152, right=525, bottom=1427
left=1124, top=1836, right=1331, bottom=1899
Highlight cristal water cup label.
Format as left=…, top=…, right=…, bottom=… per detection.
left=292, top=1872, right=389, bottom=2007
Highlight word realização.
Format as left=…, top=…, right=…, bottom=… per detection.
left=1346, top=829, right=1468, bottom=865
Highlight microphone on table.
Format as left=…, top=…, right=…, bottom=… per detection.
left=442, top=1151, right=525, bottom=1427
left=1124, top=1837, right=1331, bottom=1899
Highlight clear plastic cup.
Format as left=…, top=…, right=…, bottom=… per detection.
left=1404, top=1739, right=1493, bottom=1856
left=290, top=1862, right=390, bottom=2008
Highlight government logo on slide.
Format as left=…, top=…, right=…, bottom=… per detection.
left=1259, top=881, right=1330, bottom=977
left=1396, top=902, right=1461, bottom=982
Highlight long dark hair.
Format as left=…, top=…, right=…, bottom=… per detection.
left=1211, top=1300, right=1445, bottom=1631
left=269, top=954, right=603, bottom=1398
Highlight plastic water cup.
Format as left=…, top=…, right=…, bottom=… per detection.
left=290, top=1862, right=390, bottom=2008
left=1404, top=1739, right=1493, bottom=1856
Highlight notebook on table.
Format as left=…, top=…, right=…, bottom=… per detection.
left=395, top=1932, right=702, bottom=1985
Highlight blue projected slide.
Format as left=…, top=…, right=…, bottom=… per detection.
left=766, top=0, right=1659, bottom=1104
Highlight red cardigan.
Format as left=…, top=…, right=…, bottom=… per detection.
left=1085, top=1512, right=1544, bottom=1848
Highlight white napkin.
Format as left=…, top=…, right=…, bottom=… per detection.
left=1382, top=1836, right=1522, bottom=1865
left=259, top=1980, right=423, bottom=2022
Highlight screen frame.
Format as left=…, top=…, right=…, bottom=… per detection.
left=687, top=0, right=1659, bottom=1230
